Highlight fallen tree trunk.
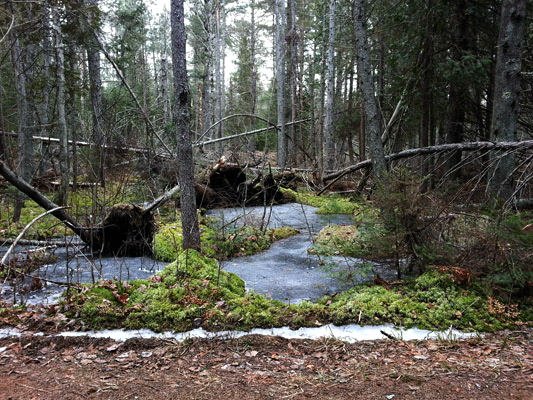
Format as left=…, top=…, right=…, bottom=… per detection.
left=0, top=160, right=97, bottom=245
left=0, top=160, right=155, bottom=256
left=320, top=140, right=533, bottom=194
left=0, top=238, right=78, bottom=247
left=1, top=130, right=173, bottom=159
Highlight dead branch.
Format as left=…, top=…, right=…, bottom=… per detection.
left=0, top=238, right=79, bottom=247
left=0, top=207, right=68, bottom=267
left=193, top=117, right=313, bottom=147
left=1, top=131, right=173, bottom=159
left=143, top=183, right=181, bottom=215
left=319, top=140, right=533, bottom=194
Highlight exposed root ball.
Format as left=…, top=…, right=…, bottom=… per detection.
left=98, top=204, right=155, bottom=256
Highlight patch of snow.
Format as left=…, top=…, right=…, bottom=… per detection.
left=0, top=324, right=478, bottom=343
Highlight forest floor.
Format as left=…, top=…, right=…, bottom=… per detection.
left=0, top=328, right=531, bottom=399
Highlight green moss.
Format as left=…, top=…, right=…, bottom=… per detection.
left=59, top=248, right=529, bottom=333
left=282, top=189, right=362, bottom=215
left=153, top=218, right=298, bottom=262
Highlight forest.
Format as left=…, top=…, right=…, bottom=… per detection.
left=0, top=0, right=532, bottom=397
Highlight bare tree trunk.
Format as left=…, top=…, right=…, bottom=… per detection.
left=488, top=0, right=526, bottom=201
left=0, top=71, right=5, bottom=161
left=445, top=0, right=469, bottom=179
left=214, top=0, right=223, bottom=155
left=10, top=10, right=35, bottom=222
left=347, top=54, right=355, bottom=165
left=353, top=0, right=386, bottom=182
left=249, top=0, right=257, bottom=153
left=420, top=0, right=434, bottom=193
left=274, top=0, right=287, bottom=168
left=171, top=0, right=201, bottom=251
left=324, top=0, right=336, bottom=171
left=52, top=9, right=70, bottom=206
left=287, top=0, right=298, bottom=165
left=85, top=0, right=105, bottom=187
left=161, top=58, right=170, bottom=126
left=66, top=45, right=79, bottom=193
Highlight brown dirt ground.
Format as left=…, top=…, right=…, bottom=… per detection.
left=0, top=329, right=531, bottom=399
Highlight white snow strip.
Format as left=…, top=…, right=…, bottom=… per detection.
left=0, top=324, right=478, bottom=343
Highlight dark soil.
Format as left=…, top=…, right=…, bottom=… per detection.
left=0, top=329, right=531, bottom=399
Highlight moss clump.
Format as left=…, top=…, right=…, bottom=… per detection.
left=310, top=225, right=361, bottom=256
left=320, top=268, right=526, bottom=331
left=153, top=220, right=218, bottom=261
left=153, top=218, right=298, bottom=262
left=62, top=250, right=297, bottom=332
left=282, top=189, right=362, bottom=215
left=59, top=253, right=528, bottom=333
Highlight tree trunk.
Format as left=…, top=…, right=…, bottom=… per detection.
left=249, top=0, right=257, bottom=153
left=353, top=0, right=387, bottom=182
left=324, top=0, right=336, bottom=171
left=274, top=0, right=287, bottom=168
left=171, top=0, right=201, bottom=251
left=321, top=140, right=533, bottom=190
left=10, top=7, right=35, bottom=222
left=52, top=9, right=70, bottom=206
left=214, top=0, right=223, bottom=155
left=85, top=0, right=105, bottom=187
left=445, top=0, right=469, bottom=179
left=288, top=0, right=298, bottom=165
left=488, top=0, right=526, bottom=201
left=161, top=58, right=170, bottom=127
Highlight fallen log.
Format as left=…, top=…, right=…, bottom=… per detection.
left=0, top=160, right=96, bottom=245
left=0, top=161, right=155, bottom=256
left=1, top=130, right=174, bottom=161
left=0, top=238, right=77, bottom=247
left=319, top=140, right=533, bottom=194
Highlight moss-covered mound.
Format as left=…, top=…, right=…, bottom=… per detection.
left=62, top=250, right=297, bottom=332
left=59, top=255, right=530, bottom=333
left=282, top=189, right=363, bottom=215
left=153, top=219, right=298, bottom=262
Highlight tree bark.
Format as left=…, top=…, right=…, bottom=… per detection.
left=274, top=0, right=287, bottom=168
left=85, top=0, right=105, bottom=187
left=488, top=0, right=526, bottom=201
left=353, top=0, right=387, bottom=182
left=10, top=5, right=35, bottom=222
left=249, top=0, right=257, bottom=153
left=52, top=9, right=70, bottom=206
left=171, top=0, right=201, bottom=251
left=324, top=0, right=336, bottom=171
left=287, top=0, right=298, bottom=164
left=161, top=58, right=170, bottom=126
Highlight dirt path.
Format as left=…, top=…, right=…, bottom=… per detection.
left=0, top=329, right=531, bottom=399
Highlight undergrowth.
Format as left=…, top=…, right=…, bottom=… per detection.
left=54, top=250, right=530, bottom=333
left=153, top=216, right=298, bottom=262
